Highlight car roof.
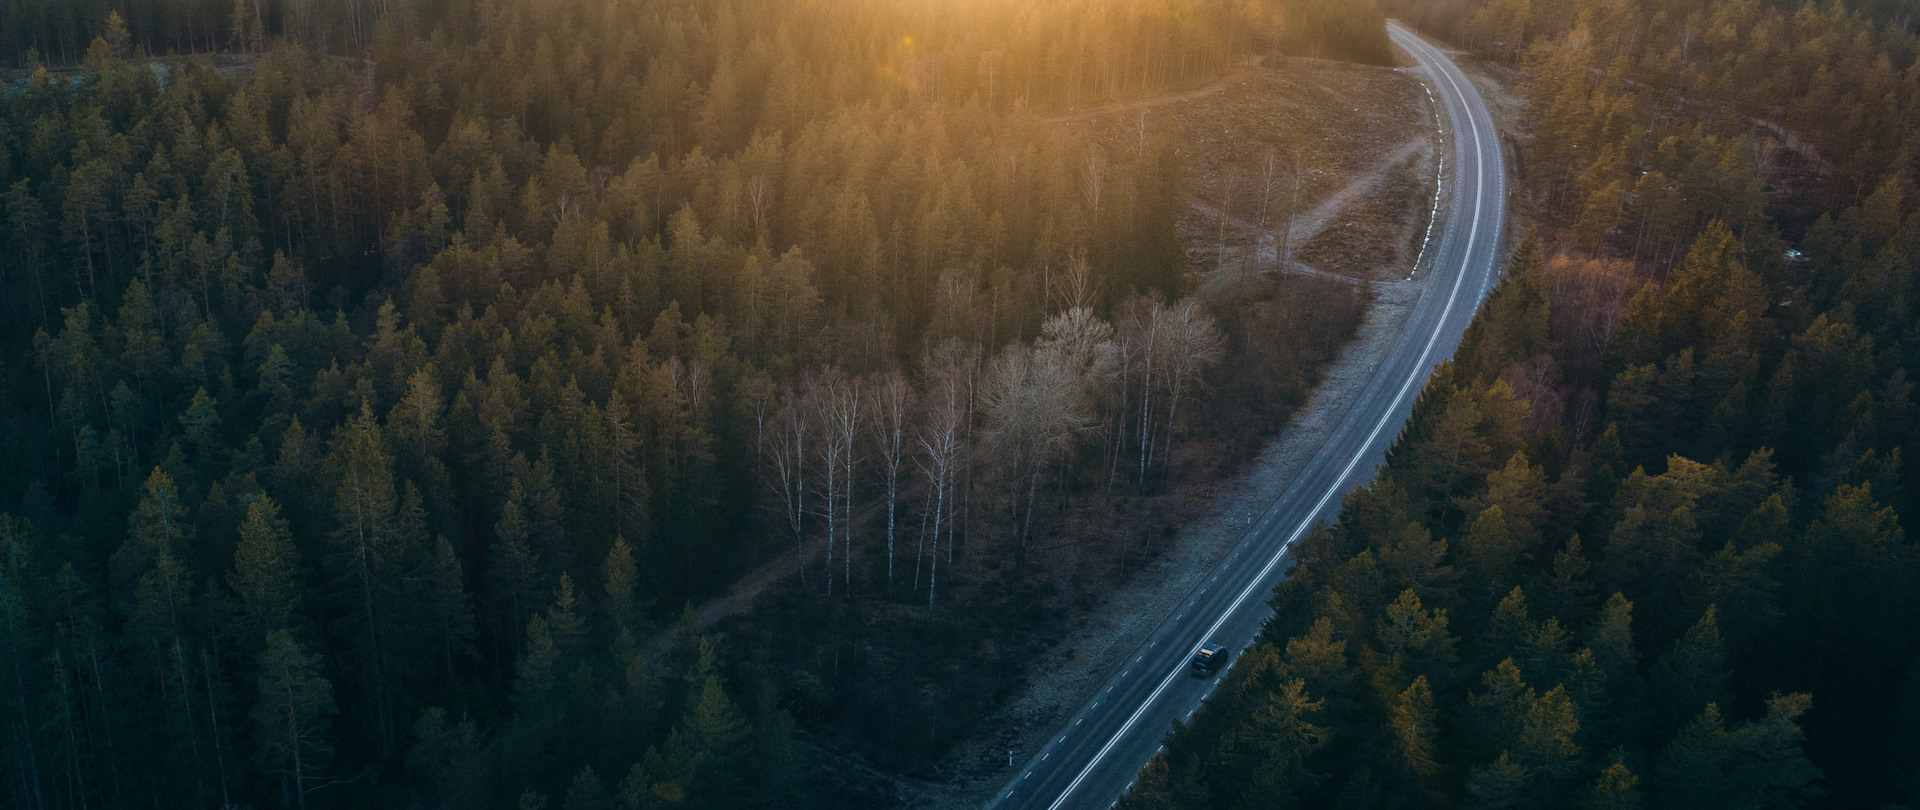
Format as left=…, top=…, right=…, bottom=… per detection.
left=1200, top=644, right=1226, bottom=654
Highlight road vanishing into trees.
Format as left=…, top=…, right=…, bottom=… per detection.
left=986, top=22, right=1506, bottom=810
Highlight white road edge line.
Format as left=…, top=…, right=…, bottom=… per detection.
left=1037, top=25, right=1493, bottom=810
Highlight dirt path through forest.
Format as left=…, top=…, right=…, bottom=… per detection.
left=644, top=540, right=810, bottom=658
left=1286, top=139, right=1427, bottom=246
left=1041, top=60, right=1264, bottom=125
left=1182, top=137, right=1429, bottom=264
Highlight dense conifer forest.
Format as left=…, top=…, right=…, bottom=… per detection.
left=0, top=0, right=1400, bottom=807
left=1123, top=0, right=1920, bottom=807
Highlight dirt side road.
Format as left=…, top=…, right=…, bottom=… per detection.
left=1058, top=56, right=1440, bottom=284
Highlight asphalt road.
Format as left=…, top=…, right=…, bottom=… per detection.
left=984, top=23, right=1507, bottom=810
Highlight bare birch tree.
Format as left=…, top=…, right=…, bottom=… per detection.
left=868, top=370, right=913, bottom=589
left=807, top=369, right=859, bottom=595
left=829, top=375, right=861, bottom=593
left=1118, top=297, right=1224, bottom=486
left=981, top=307, right=1113, bottom=571
left=978, top=51, right=1002, bottom=109
left=741, top=373, right=776, bottom=467
left=745, top=174, right=773, bottom=243
left=916, top=403, right=959, bottom=609
left=916, top=343, right=972, bottom=608
left=1285, top=151, right=1302, bottom=276
left=1120, top=297, right=1165, bottom=485
left=1081, top=149, right=1105, bottom=222
left=1258, top=150, right=1279, bottom=278
left=766, top=389, right=809, bottom=587
left=1055, top=249, right=1099, bottom=314
left=1158, top=299, right=1226, bottom=471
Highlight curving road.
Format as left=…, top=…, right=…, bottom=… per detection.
left=985, top=22, right=1506, bottom=810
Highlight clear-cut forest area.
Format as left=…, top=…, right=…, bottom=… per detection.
left=0, top=0, right=1402, bottom=808
left=1123, top=0, right=1920, bottom=808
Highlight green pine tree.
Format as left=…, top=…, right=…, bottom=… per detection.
left=1465, top=506, right=1521, bottom=600
left=228, top=497, right=303, bottom=650
left=491, top=478, right=543, bottom=645
left=1467, top=751, right=1533, bottom=809
left=1584, top=752, right=1642, bottom=810
left=1377, top=588, right=1459, bottom=688
left=1516, top=685, right=1583, bottom=782
left=515, top=614, right=559, bottom=709
left=1652, top=606, right=1729, bottom=723
left=252, top=630, right=335, bottom=810
left=426, top=537, right=476, bottom=686
left=677, top=674, right=750, bottom=797
left=1391, top=675, right=1440, bottom=779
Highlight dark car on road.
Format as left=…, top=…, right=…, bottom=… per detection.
left=1190, top=643, right=1229, bottom=676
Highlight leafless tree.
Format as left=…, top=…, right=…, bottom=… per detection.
left=746, top=174, right=773, bottom=242
left=1216, top=167, right=1236, bottom=275
left=929, top=267, right=982, bottom=347
left=868, top=370, right=914, bottom=589
left=1120, top=298, right=1164, bottom=484
left=1158, top=299, right=1226, bottom=470
left=807, top=369, right=851, bottom=595
left=981, top=308, right=1113, bottom=570
left=978, top=51, right=1002, bottom=109
left=916, top=341, right=974, bottom=608
left=1105, top=323, right=1135, bottom=494
left=916, top=388, right=961, bottom=609
left=1053, top=249, right=1098, bottom=314
left=1039, top=307, right=1120, bottom=390
left=1118, top=297, right=1224, bottom=485
left=826, top=373, right=861, bottom=593
left=285, top=0, right=318, bottom=42
left=741, top=373, right=776, bottom=467
left=1258, top=150, right=1279, bottom=278
left=1285, top=151, right=1302, bottom=276
left=959, top=351, right=976, bottom=567
left=1081, top=149, right=1105, bottom=221
left=766, top=388, right=809, bottom=587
